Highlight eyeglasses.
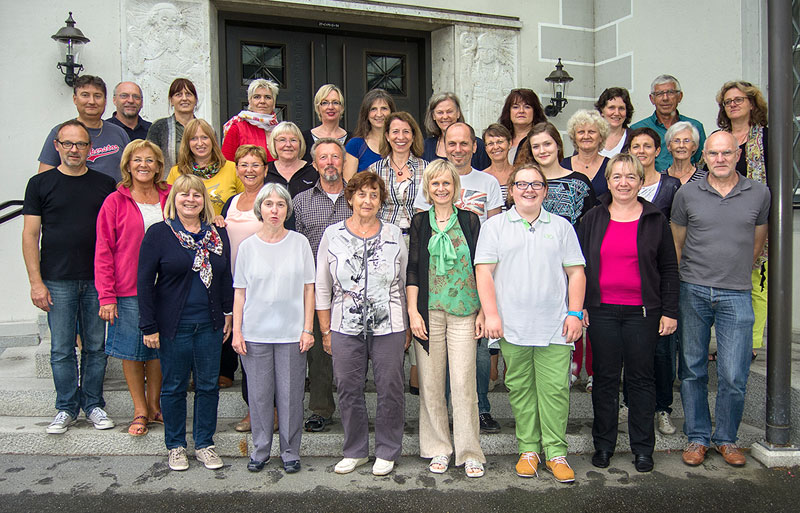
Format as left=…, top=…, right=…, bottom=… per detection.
left=237, top=163, right=264, bottom=170
left=319, top=100, right=341, bottom=107
left=722, top=96, right=748, bottom=107
left=706, top=150, right=736, bottom=159
left=652, top=89, right=680, bottom=98
left=57, top=140, right=90, bottom=150
left=513, top=180, right=545, bottom=191
left=670, top=138, right=694, bottom=146
left=117, top=93, right=142, bottom=101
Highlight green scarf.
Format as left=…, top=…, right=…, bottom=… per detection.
left=427, top=208, right=458, bottom=275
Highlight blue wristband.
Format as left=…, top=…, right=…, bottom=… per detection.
left=567, top=310, right=584, bottom=320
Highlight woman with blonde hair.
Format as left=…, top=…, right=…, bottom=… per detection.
left=96, top=139, right=171, bottom=436
left=562, top=109, right=611, bottom=198
left=138, top=174, right=233, bottom=472
left=167, top=118, right=243, bottom=217
left=302, top=84, right=350, bottom=162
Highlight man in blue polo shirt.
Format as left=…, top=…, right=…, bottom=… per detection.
left=631, top=75, right=706, bottom=171
left=106, top=81, right=152, bottom=140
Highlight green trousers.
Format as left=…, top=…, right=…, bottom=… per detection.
left=500, top=339, right=572, bottom=460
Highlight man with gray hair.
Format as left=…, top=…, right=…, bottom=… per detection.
left=631, top=75, right=706, bottom=171
left=293, top=138, right=351, bottom=433
left=106, top=81, right=152, bottom=140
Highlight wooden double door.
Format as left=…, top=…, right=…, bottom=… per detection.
left=223, top=17, right=430, bottom=133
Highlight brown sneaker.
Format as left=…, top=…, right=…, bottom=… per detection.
left=545, top=456, right=575, bottom=483
left=715, top=444, right=746, bottom=467
left=682, top=442, right=708, bottom=466
left=515, top=451, right=540, bottom=477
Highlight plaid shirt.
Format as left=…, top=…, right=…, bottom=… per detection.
left=368, top=155, right=426, bottom=230
left=293, top=179, right=351, bottom=263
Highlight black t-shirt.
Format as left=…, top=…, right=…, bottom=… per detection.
left=22, top=168, right=116, bottom=280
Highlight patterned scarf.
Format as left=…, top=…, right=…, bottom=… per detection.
left=427, top=208, right=458, bottom=275
left=191, top=161, right=220, bottom=179
left=166, top=219, right=223, bottom=288
left=222, top=110, right=278, bottom=138
left=746, top=125, right=768, bottom=264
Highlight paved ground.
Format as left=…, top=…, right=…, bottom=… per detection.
left=0, top=453, right=798, bottom=512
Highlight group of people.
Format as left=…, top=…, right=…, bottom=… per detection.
left=22, top=71, right=770, bottom=481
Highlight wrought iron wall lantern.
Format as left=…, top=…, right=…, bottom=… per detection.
left=544, top=58, right=573, bottom=117
left=51, top=12, right=90, bottom=87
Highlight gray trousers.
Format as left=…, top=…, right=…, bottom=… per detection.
left=331, top=331, right=406, bottom=461
left=240, top=342, right=306, bottom=463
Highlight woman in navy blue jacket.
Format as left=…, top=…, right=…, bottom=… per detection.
left=138, top=174, right=233, bottom=472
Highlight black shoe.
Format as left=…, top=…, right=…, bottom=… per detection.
left=247, top=458, right=268, bottom=472
left=283, top=460, right=301, bottom=473
left=592, top=450, right=613, bottom=468
left=304, top=414, right=332, bottom=432
left=479, top=413, right=501, bottom=433
left=633, top=454, right=654, bottom=473
left=409, top=385, right=419, bottom=396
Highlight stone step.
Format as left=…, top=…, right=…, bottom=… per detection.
left=0, top=321, right=41, bottom=348
left=0, top=375, right=693, bottom=421
left=0, top=414, right=765, bottom=458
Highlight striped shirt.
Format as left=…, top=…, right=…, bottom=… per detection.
left=369, top=155, right=427, bottom=230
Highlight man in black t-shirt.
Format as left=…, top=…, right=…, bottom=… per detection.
left=22, top=120, right=117, bottom=435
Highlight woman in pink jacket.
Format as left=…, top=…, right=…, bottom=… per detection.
left=95, top=139, right=171, bottom=437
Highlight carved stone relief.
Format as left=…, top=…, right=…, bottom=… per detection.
left=455, top=26, right=517, bottom=132
left=122, top=0, right=210, bottom=121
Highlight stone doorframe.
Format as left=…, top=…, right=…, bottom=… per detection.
left=121, top=0, right=521, bottom=132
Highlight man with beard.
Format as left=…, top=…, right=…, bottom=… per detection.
left=106, top=82, right=152, bottom=140
left=293, top=138, right=351, bottom=433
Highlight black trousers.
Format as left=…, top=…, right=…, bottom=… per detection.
left=588, top=304, right=659, bottom=456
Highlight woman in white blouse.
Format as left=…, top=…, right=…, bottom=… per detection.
left=231, top=183, right=315, bottom=474
left=316, top=171, right=408, bottom=478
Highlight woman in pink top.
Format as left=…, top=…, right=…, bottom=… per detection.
left=95, top=139, right=171, bottom=437
left=219, top=144, right=269, bottom=432
left=577, top=153, right=679, bottom=473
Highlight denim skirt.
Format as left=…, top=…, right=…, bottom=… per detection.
left=104, top=296, right=158, bottom=361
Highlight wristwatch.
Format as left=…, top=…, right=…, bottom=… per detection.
left=567, top=310, right=584, bottom=320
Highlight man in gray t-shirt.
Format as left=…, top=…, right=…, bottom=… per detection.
left=671, top=131, right=769, bottom=469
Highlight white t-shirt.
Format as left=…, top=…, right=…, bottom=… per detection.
left=474, top=206, right=585, bottom=347
left=414, top=168, right=504, bottom=224
left=233, top=231, right=316, bottom=343
left=599, top=132, right=628, bottom=158
left=137, top=202, right=164, bottom=233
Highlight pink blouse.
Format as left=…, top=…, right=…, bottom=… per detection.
left=598, top=219, right=642, bottom=305
left=225, top=193, right=263, bottom=272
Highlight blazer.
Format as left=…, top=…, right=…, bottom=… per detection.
left=577, top=195, right=679, bottom=319
left=407, top=208, right=481, bottom=353
left=137, top=221, right=233, bottom=339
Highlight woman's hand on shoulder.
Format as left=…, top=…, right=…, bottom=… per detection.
left=212, top=215, right=227, bottom=228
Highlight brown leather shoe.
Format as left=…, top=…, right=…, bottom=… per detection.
left=682, top=442, right=708, bottom=466
left=715, top=444, right=746, bottom=467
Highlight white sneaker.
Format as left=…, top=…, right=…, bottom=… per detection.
left=372, top=457, right=395, bottom=476
left=334, top=457, right=369, bottom=474
left=195, top=445, right=224, bottom=469
left=87, top=407, right=115, bottom=430
left=47, top=411, right=76, bottom=434
left=168, top=447, right=189, bottom=471
left=656, top=411, right=677, bottom=435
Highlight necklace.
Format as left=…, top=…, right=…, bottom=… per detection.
left=391, top=157, right=409, bottom=178
left=348, top=217, right=378, bottom=236
left=576, top=153, right=599, bottom=169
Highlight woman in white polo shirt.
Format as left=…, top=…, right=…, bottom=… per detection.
left=475, top=164, right=586, bottom=484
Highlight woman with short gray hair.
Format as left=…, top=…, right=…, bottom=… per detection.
left=562, top=109, right=611, bottom=198
left=222, top=78, right=281, bottom=161
left=231, top=182, right=316, bottom=474
left=665, top=121, right=704, bottom=185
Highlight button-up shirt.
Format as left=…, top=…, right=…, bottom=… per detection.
left=293, top=179, right=351, bottom=262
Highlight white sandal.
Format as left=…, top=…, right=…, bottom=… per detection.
left=428, top=455, right=449, bottom=474
left=464, top=459, right=485, bottom=478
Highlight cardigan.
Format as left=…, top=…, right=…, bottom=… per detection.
left=137, top=221, right=233, bottom=339
left=647, top=173, right=682, bottom=221
left=95, top=185, right=171, bottom=305
left=577, top=195, right=679, bottom=319
left=406, top=208, right=481, bottom=353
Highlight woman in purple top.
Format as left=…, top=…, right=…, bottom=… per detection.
left=577, top=153, right=678, bottom=474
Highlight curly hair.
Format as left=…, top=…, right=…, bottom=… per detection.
left=594, top=87, right=634, bottom=128
left=715, top=80, right=768, bottom=130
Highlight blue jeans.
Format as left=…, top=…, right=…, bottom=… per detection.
left=44, top=280, right=107, bottom=418
left=157, top=322, right=222, bottom=450
left=476, top=338, right=491, bottom=414
left=678, top=282, right=754, bottom=446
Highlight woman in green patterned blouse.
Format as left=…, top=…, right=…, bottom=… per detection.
left=406, top=159, right=486, bottom=478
